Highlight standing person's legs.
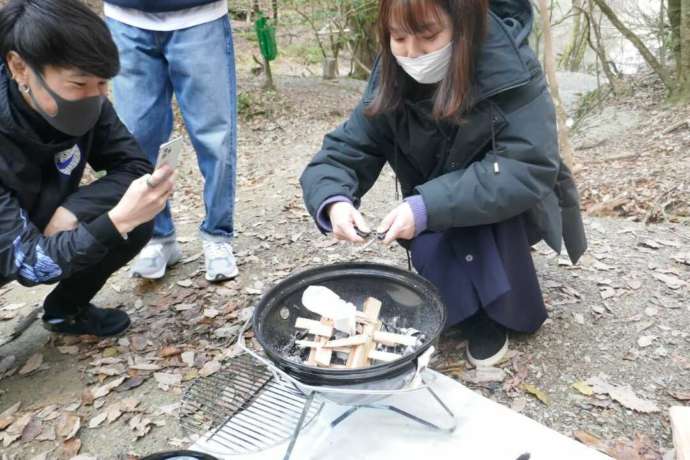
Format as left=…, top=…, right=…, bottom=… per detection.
left=164, top=15, right=238, bottom=281
left=107, top=18, right=182, bottom=279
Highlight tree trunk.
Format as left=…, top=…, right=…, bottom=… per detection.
left=560, top=0, right=588, bottom=71
left=669, top=0, right=682, bottom=72
left=585, top=0, right=622, bottom=93
left=592, top=0, right=674, bottom=90
left=660, top=0, right=667, bottom=67
left=680, top=0, right=690, bottom=94
left=348, top=16, right=377, bottom=80
left=537, top=0, right=575, bottom=170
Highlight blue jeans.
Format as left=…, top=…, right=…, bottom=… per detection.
left=107, top=16, right=237, bottom=241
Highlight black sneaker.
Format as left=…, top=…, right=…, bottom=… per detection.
left=42, top=304, right=131, bottom=337
left=466, top=311, right=509, bottom=367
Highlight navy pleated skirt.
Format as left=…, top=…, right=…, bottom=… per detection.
left=409, top=214, right=546, bottom=333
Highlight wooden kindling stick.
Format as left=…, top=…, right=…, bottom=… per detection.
left=347, top=297, right=382, bottom=368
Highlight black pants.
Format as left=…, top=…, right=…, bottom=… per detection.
left=43, top=220, right=153, bottom=316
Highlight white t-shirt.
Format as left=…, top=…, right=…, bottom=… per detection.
left=104, top=1, right=228, bottom=31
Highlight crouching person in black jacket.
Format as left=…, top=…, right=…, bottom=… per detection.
left=0, top=0, right=175, bottom=337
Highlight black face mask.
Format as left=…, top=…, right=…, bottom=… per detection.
left=24, top=67, right=104, bottom=137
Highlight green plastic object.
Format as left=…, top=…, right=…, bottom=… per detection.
left=255, top=15, right=277, bottom=61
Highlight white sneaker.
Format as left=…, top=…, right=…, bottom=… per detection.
left=131, top=240, right=182, bottom=279
left=203, top=240, right=239, bottom=282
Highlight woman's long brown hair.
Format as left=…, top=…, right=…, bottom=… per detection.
left=365, top=0, right=489, bottom=121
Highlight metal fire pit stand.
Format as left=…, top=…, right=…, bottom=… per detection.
left=237, top=321, right=457, bottom=460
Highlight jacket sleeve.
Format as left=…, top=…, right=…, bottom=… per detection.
left=415, top=79, right=560, bottom=230
left=0, top=185, right=124, bottom=287
left=61, top=100, right=153, bottom=222
left=300, top=64, right=391, bottom=220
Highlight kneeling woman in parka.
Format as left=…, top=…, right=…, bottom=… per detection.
left=300, top=0, right=587, bottom=367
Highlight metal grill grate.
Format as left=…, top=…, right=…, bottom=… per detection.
left=180, top=353, right=323, bottom=456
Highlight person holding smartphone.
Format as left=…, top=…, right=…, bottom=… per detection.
left=0, top=0, right=175, bottom=337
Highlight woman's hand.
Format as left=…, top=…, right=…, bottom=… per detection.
left=377, top=202, right=416, bottom=244
left=108, top=166, right=175, bottom=235
left=328, top=201, right=370, bottom=243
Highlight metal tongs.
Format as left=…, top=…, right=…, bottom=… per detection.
left=354, top=228, right=386, bottom=252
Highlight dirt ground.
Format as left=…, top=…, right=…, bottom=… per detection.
left=0, top=21, right=688, bottom=460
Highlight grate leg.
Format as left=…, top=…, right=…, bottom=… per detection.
left=324, top=385, right=457, bottom=434
left=330, top=406, right=360, bottom=427
left=283, top=392, right=315, bottom=460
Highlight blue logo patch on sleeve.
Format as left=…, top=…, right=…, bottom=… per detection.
left=54, top=146, right=82, bottom=176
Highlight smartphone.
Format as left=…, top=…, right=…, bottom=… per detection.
left=155, top=137, right=183, bottom=171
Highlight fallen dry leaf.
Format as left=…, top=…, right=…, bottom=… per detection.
left=574, top=430, right=608, bottom=453
left=154, top=372, right=182, bottom=390
left=159, top=346, right=181, bottom=358
left=183, top=369, right=199, bottom=381
left=199, top=360, right=221, bottom=378
left=19, top=353, right=43, bottom=375
left=639, top=239, right=661, bottom=249
left=462, top=367, right=506, bottom=384
left=176, top=279, right=194, bottom=288
left=521, top=383, right=550, bottom=405
left=102, top=347, right=120, bottom=358
left=35, top=405, right=59, bottom=421
left=88, top=411, right=108, bottom=429
left=203, top=308, right=220, bottom=319
left=21, top=416, right=42, bottom=442
left=572, top=381, right=594, bottom=396
left=128, top=363, right=161, bottom=372
left=653, top=272, right=686, bottom=290
left=1, top=409, right=31, bottom=446
left=63, top=401, right=81, bottom=412
left=91, top=376, right=126, bottom=399
left=0, top=310, right=17, bottom=320
left=81, top=388, right=95, bottom=406
left=129, top=334, right=148, bottom=352
left=90, top=364, right=126, bottom=377
left=668, top=389, right=690, bottom=401
left=56, top=412, right=80, bottom=440
left=120, top=398, right=140, bottom=412
left=181, top=351, right=195, bottom=367
left=56, top=438, right=81, bottom=459
left=36, top=424, right=56, bottom=442
left=105, top=403, right=123, bottom=424
left=0, top=401, right=21, bottom=429
left=573, top=313, right=585, bottom=325
left=117, top=376, right=146, bottom=392
left=586, top=375, right=659, bottom=413
left=606, top=433, right=660, bottom=460
left=129, top=414, right=152, bottom=438
left=7, top=411, right=32, bottom=431
left=57, top=346, right=79, bottom=355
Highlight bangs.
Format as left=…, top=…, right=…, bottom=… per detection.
left=387, top=0, right=447, bottom=35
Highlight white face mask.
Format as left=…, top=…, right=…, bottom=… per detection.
left=394, top=41, right=452, bottom=84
